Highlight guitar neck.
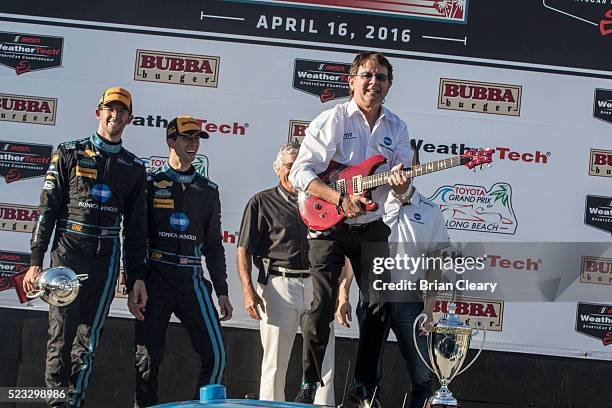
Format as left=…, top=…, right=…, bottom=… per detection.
left=362, top=156, right=463, bottom=190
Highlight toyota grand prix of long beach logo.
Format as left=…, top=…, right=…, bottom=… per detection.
left=0, top=32, right=63, bottom=75
left=293, top=59, right=351, bottom=103
left=0, top=141, right=52, bottom=183
left=236, top=0, right=468, bottom=23
left=140, top=155, right=209, bottom=178
left=428, top=182, right=518, bottom=235
left=544, top=1, right=612, bottom=37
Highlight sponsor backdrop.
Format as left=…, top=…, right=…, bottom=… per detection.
left=0, top=1, right=611, bottom=362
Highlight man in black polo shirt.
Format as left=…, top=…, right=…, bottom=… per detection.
left=237, top=142, right=334, bottom=405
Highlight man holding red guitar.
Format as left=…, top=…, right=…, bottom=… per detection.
left=289, top=51, right=412, bottom=408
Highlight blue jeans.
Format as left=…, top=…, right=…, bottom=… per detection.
left=357, top=301, right=433, bottom=408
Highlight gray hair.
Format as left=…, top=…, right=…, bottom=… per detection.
left=273, top=142, right=300, bottom=172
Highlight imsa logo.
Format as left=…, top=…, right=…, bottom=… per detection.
left=134, top=50, right=220, bottom=88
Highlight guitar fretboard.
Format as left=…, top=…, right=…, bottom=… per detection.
left=362, top=156, right=463, bottom=190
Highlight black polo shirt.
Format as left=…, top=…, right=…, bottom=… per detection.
left=238, top=184, right=309, bottom=282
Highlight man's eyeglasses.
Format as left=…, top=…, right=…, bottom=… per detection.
left=352, top=72, right=389, bottom=82
left=99, top=106, right=129, bottom=114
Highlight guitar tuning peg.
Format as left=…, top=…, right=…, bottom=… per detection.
left=487, top=163, right=492, bottom=168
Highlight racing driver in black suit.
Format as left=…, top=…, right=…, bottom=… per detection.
left=133, top=116, right=233, bottom=407
left=23, top=87, right=148, bottom=408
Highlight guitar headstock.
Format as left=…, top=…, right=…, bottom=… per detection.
left=461, top=149, right=494, bottom=169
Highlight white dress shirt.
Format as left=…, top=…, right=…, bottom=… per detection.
left=290, top=99, right=413, bottom=225
left=383, top=186, right=451, bottom=280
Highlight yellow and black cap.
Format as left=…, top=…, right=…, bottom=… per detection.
left=98, top=87, right=132, bottom=112
left=166, top=116, right=209, bottom=139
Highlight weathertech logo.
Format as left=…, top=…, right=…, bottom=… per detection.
left=575, top=302, right=612, bottom=346
left=0, top=32, right=63, bottom=75
left=288, top=120, right=309, bottom=144
left=293, top=59, right=351, bottom=102
left=0, top=94, right=57, bottom=125
left=132, top=115, right=249, bottom=136
left=0, top=250, right=30, bottom=291
left=134, top=50, right=220, bottom=88
left=412, top=139, right=550, bottom=165
left=589, top=148, right=612, bottom=178
left=594, top=89, right=612, bottom=124
left=0, top=203, right=38, bottom=233
left=584, top=195, right=612, bottom=235
left=438, top=78, right=522, bottom=116
left=580, top=256, right=612, bottom=286
left=433, top=297, right=504, bottom=331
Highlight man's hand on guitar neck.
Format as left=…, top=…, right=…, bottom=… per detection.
left=388, top=163, right=411, bottom=195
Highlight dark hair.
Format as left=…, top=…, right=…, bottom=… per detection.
left=349, top=52, right=394, bottom=99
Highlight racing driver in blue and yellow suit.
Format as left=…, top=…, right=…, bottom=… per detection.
left=23, top=87, right=148, bottom=408
left=133, top=116, right=233, bottom=407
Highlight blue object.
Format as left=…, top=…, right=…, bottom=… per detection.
left=152, top=385, right=319, bottom=407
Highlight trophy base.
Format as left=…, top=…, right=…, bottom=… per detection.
left=424, top=403, right=460, bottom=408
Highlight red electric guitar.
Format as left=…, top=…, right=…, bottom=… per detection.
left=298, top=150, right=493, bottom=231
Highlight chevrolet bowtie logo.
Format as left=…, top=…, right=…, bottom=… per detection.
left=600, top=10, right=612, bottom=36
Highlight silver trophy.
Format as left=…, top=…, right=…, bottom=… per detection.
left=26, top=266, right=88, bottom=307
left=413, top=302, right=486, bottom=407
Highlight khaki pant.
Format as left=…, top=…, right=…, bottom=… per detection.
left=257, top=275, right=335, bottom=405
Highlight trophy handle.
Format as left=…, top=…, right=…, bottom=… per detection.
left=25, top=289, right=44, bottom=299
left=412, top=313, right=435, bottom=374
left=75, top=274, right=88, bottom=282
left=457, top=320, right=487, bottom=376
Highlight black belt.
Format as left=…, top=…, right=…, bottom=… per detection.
left=268, top=266, right=310, bottom=278
left=148, top=249, right=201, bottom=267
left=57, top=219, right=120, bottom=237
left=341, top=218, right=382, bottom=232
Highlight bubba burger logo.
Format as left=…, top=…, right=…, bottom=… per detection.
left=580, top=256, right=612, bottom=286
left=0, top=93, right=57, bottom=125
left=288, top=120, right=309, bottom=144
left=589, top=148, right=612, bottom=178
left=0, top=203, right=38, bottom=233
left=576, top=303, right=612, bottom=346
left=438, top=78, right=522, bottom=117
left=134, top=50, right=220, bottom=88
left=433, top=297, right=504, bottom=331
left=428, top=182, right=518, bottom=235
